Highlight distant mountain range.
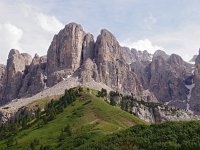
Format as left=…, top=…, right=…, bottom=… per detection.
left=1, top=22, right=200, bottom=122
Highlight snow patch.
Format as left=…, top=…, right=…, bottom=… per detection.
left=165, top=100, right=173, bottom=105
left=185, top=83, right=195, bottom=111
left=67, top=75, right=72, bottom=78
left=44, top=83, right=47, bottom=89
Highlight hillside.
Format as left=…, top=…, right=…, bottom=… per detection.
left=84, top=121, right=200, bottom=150
left=0, top=87, right=145, bottom=150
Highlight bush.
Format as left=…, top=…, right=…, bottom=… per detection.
left=97, top=88, right=108, bottom=97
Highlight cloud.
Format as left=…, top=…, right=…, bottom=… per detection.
left=0, top=3, right=64, bottom=64
left=36, top=13, right=64, bottom=33
left=120, top=38, right=163, bottom=54
left=22, top=5, right=64, bottom=33
left=150, top=24, right=200, bottom=61
left=0, top=23, right=23, bottom=63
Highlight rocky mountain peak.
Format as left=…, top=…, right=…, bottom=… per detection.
left=8, top=49, right=20, bottom=59
left=95, top=29, right=122, bottom=63
left=34, top=53, right=40, bottom=59
left=46, top=22, right=86, bottom=84
left=190, top=55, right=197, bottom=63
left=65, top=22, right=83, bottom=29
left=167, top=54, right=184, bottom=66
left=153, top=50, right=169, bottom=60
left=100, top=29, right=117, bottom=39
left=6, top=49, right=32, bottom=75
left=1, top=50, right=32, bottom=103
left=121, top=47, right=152, bottom=65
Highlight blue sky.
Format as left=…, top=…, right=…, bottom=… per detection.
left=0, top=0, right=200, bottom=63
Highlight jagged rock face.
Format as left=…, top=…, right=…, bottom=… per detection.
left=95, top=29, right=123, bottom=63
left=132, top=52, right=193, bottom=106
left=46, top=23, right=96, bottom=87
left=153, top=50, right=169, bottom=60
left=149, top=56, right=188, bottom=103
left=0, top=65, right=5, bottom=85
left=190, top=50, right=200, bottom=113
left=46, top=26, right=143, bottom=95
left=19, top=54, right=47, bottom=97
left=130, top=102, right=200, bottom=123
left=190, top=55, right=198, bottom=63
left=95, top=30, right=142, bottom=95
left=80, top=58, right=99, bottom=83
left=2, top=49, right=32, bottom=103
left=121, top=47, right=152, bottom=64
left=167, top=54, right=193, bottom=78
left=82, top=33, right=95, bottom=62
left=0, top=22, right=197, bottom=114
left=47, top=23, right=86, bottom=76
left=131, top=61, right=151, bottom=90
left=0, top=64, right=6, bottom=100
left=0, top=51, right=48, bottom=104
left=120, top=47, right=133, bottom=64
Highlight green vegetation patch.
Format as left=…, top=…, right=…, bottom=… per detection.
left=84, top=121, right=200, bottom=150
left=0, top=87, right=144, bottom=150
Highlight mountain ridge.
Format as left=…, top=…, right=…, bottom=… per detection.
left=0, top=22, right=200, bottom=116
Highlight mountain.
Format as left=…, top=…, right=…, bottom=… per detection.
left=121, top=47, right=152, bottom=64
left=0, top=21, right=200, bottom=150
left=190, top=50, right=200, bottom=113
left=190, top=55, right=198, bottom=63
left=0, top=87, right=199, bottom=149
left=153, top=49, right=169, bottom=60
left=0, top=87, right=145, bottom=149
left=0, top=23, right=154, bottom=106
left=132, top=51, right=195, bottom=111
left=0, top=22, right=200, bottom=116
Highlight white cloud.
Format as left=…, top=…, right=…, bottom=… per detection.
left=36, top=13, right=64, bottom=33
left=151, top=24, right=200, bottom=61
left=0, top=23, right=23, bottom=63
left=120, top=38, right=163, bottom=54
left=120, top=24, right=200, bottom=62
left=22, top=5, right=64, bottom=33
left=0, top=3, right=64, bottom=64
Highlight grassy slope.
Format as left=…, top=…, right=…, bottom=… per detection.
left=0, top=90, right=146, bottom=150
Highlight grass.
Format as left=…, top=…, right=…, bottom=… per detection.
left=0, top=88, right=145, bottom=150
left=26, top=95, right=62, bottom=110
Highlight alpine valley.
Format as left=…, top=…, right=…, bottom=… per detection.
left=0, top=23, right=200, bottom=150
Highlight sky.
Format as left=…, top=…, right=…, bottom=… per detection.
left=0, top=0, right=200, bottom=64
